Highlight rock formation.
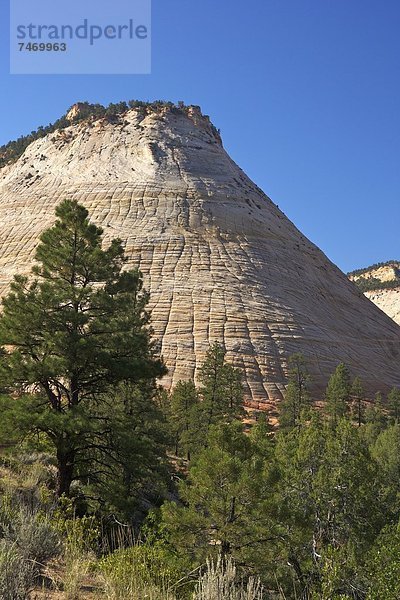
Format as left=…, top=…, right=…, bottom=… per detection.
left=349, top=262, right=400, bottom=326
left=1, top=103, right=400, bottom=405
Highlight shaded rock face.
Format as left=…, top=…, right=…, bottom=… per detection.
left=1, top=106, right=400, bottom=403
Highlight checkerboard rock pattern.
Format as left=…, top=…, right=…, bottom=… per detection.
left=1, top=105, right=400, bottom=405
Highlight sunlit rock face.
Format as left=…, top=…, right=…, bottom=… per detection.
left=1, top=104, right=400, bottom=405
left=364, top=289, right=400, bottom=326
left=349, top=264, right=400, bottom=326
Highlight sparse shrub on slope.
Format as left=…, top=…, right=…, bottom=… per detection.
left=5, top=507, right=61, bottom=567
left=0, top=473, right=61, bottom=594
left=0, top=540, right=35, bottom=600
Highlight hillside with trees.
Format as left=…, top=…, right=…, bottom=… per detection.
left=348, top=261, right=400, bottom=292
left=0, top=201, right=399, bottom=598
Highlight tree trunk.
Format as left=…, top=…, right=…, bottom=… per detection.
left=56, top=448, right=75, bottom=497
left=220, top=539, right=231, bottom=556
left=288, top=550, right=306, bottom=590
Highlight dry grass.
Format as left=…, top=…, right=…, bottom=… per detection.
left=194, top=556, right=265, bottom=600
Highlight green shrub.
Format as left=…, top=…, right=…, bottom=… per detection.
left=98, top=542, right=190, bottom=599
left=366, top=523, right=400, bottom=599
left=8, top=509, right=61, bottom=567
left=0, top=494, right=60, bottom=571
left=51, top=495, right=100, bottom=553
left=0, top=540, right=35, bottom=599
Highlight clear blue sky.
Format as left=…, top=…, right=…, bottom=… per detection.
left=1, top=0, right=399, bottom=272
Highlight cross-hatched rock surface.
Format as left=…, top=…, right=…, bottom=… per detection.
left=1, top=105, right=400, bottom=404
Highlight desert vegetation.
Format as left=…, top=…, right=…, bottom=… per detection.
left=0, top=201, right=399, bottom=598
left=352, top=277, right=400, bottom=293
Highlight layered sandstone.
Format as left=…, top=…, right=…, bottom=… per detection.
left=1, top=104, right=400, bottom=404
left=365, top=289, right=400, bottom=326
left=349, top=263, right=400, bottom=326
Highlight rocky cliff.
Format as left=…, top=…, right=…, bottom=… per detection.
left=349, top=262, right=400, bottom=326
left=1, top=102, right=400, bottom=404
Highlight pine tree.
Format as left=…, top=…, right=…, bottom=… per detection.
left=0, top=200, right=166, bottom=497
left=350, top=376, right=365, bottom=427
left=276, top=416, right=383, bottom=596
left=85, top=381, right=170, bottom=520
left=388, top=387, right=400, bottom=423
left=280, top=353, right=311, bottom=428
left=169, top=380, right=202, bottom=460
left=250, top=412, right=275, bottom=460
left=361, top=391, right=388, bottom=449
left=198, top=343, right=244, bottom=426
left=371, top=423, right=400, bottom=520
left=325, top=363, right=351, bottom=424
left=161, top=421, right=278, bottom=567
left=365, top=391, right=388, bottom=430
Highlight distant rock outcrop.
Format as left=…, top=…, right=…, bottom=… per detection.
left=66, top=102, right=90, bottom=122
left=1, top=102, right=400, bottom=405
left=349, top=262, right=400, bottom=326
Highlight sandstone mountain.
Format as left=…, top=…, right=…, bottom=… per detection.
left=349, top=262, right=400, bottom=326
left=1, top=102, right=400, bottom=405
